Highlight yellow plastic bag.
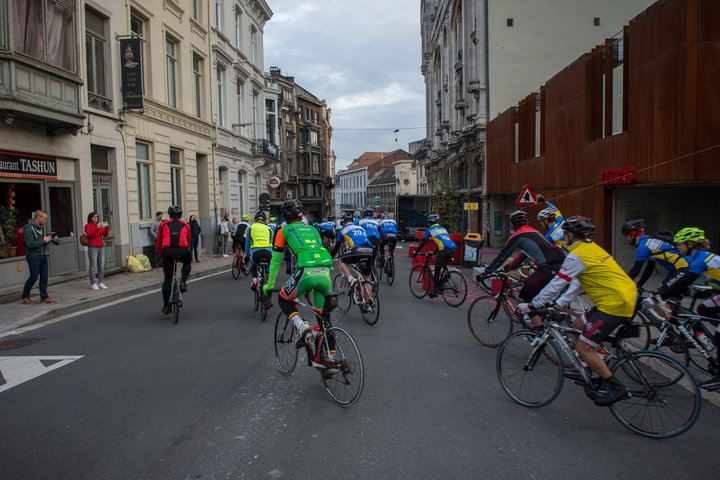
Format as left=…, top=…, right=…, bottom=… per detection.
left=135, top=253, right=152, bottom=271
left=126, top=255, right=145, bottom=273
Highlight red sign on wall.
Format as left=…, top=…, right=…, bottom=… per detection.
left=601, top=167, right=637, bottom=185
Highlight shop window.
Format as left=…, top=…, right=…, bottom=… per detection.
left=14, top=0, right=77, bottom=73
left=48, top=186, right=73, bottom=237
left=0, top=181, right=41, bottom=235
left=170, top=149, right=182, bottom=209
left=136, top=141, right=152, bottom=220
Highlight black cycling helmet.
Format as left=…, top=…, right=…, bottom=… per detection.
left=363, top=206, right=373, bottom=217
left=621, top=219, right=644, bottom=236
left=654, top=229, right=675, bottom=244
left=563, top=216, right=596, bottom=240
left=280, top=199, right=303, bottom=221
left=509, top=210, right=529, bottom=228
left=168, top=205, right=182, bottom=218
left=254, top=211, right=266, bottom=221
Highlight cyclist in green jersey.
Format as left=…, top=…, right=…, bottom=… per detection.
left=264, top=199, right=334, bottom=347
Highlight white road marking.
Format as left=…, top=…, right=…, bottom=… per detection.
left=0, top=355, right=83, bottom=393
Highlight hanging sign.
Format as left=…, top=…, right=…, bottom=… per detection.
left=269, top=176, right=281, bottom=189
left=464, top=202, right=479, bottom=211
left=120, top=37, right=144, bottom=110
left=515, top=184, right=537, bottom=206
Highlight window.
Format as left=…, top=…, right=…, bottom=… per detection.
left=250, top=26, right=257, bottom=64
left=593, top=17, right=600, bottom=27
left=312, top=154, right=320, bottom=174
left=14, top=0, right=77, bottom=72
left=130, top=11, right=146, bottom=94
left=192, top=0, right=201, bottom=21
left=265, top=98, right=276, bottom=142
left=286, top=132, right=292, bottom=151
left=166, top=37, right=178, bottom=108
left=215, top=0, right=223, bottom=30
left=193, top=55, right=203, bottom=117
left=216, top=66, right=226, bottom=126
left=302, top=153, right=310, bottom=173
left=252, top=92, right=258, bottom=138
left=170, top=149, right=182, bottom=208
left=136, top=142, right=152, bottom=220
left=85, top=7, right=110, bottom=111
left=310, top=131, right=318, bottom=146
left=237, top=171, right=245, bottom=214
left=91, top=145, right=110, bottom=171
left=234, top=6, right=242, bottom=48
left=506, top=18, right=513, bottom=27
left=589, top=37, right=625, bottom=139
left=236, top=77, right=243, bottom=126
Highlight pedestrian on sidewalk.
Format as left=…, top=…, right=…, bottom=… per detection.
left=85, top=212, right=109, bottom=290
left=20, top=210, right=56, bottom=304
left=220, top=213, right=231, bottom=257
left=149, top=211, right=163, bottom=267
left=189, top=214, right=202, bottom=262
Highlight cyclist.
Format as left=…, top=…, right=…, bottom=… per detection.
left=481, top=210, right=565, bottom=302
left=536, top=195, right=565, bottom=247
left=244, top=212, right=273, bottom=293
left=156, top=205, right=192, bottom=314
left=267, top=216, right=278, bottom=237
left=331, top=213, right=375, bottom=303
left=358, top=207, right=381, bottom=261
left=414, top=214, right=457, bottom=298
left=264, top=199, right=333, bottom=352
left=319, top=217, right=336, bottom=248
left=621, top=219, right=689, bottom=288
left=352, top=210, right=362, bottom=225
left=234, top=214, right=250, bottom=257
left=378, top=213, right=398, bottom=267
left=520, top=216, right=637, bottom=406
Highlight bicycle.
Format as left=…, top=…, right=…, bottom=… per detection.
left=634, top=286, right=719, bottom=385
left=409, top=252, right=468, bottom=307
left=231, top=251, right=250, bottom=280
left=375, top=247, right=395, bottom=286
left=333, top=258, right=380, bottom=325
left=496, top=306, right=702, bottom=439
left=169, top=258, right=183, bottom=324
left=273, top=290, right=364, bottom=406
left=254, top=259, right=272, bottom=322
left=467, top=271, right=525, bottom=347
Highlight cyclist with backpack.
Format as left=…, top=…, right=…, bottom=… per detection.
left=156, top=205, right=192, bottom=314
left=621, top=219, right=689, bottom=288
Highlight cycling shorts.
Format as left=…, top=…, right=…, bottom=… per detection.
left=251, top=247, right=272, bottom=265
left=280, top=266, right=332, bottom=310
left=579, top=307, right=631, bottom=347
left=161, top=247, right=191, bottom=263
left=321, top=230, right=335, bottom=238
left=339, top=245, right=374, bottom=275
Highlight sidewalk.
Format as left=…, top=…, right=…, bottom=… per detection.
left=0, top=255, right=232, bottom=335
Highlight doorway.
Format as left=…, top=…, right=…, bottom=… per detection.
left=93, top=176, right=116, bottom=268
left=46, top=183, right=78, bottom=275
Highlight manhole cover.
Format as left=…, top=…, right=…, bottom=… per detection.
left=0, top=337, right=42, bottom=351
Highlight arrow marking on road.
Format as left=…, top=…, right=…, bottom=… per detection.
left=0, top=356, right=83, bottom=393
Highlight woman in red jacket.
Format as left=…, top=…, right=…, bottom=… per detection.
left=85, top=212, right=109, bottom=290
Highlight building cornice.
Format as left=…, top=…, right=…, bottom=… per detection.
left=136, top=98, right=213, bottom=138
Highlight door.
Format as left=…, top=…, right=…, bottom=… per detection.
left=46, top=183, right=79, bottom=275
left=93, top=177, right=115, bottom=268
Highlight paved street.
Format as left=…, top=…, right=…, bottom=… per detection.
left=1, top=253, right=718, bottom=480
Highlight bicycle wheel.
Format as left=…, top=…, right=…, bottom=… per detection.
left=232, top=256, right=240, bottom=280
left=274, top=312, right=298, bottom=375
left=333, top=274, right=351, bottom=314
left=319, top=327, right=364, bottom=407
left=496, top=330, right=564, bottom=408
left=409, top=265, right=430, bottom=298
left=375, top=255, right=384, bottom=282
left=609, top=351, right=702, bottom=439
left=260, top=295, right=268, bottom=322
left=467, top=295, right=514, bottom=347
left=441, top=270, right=467, bottom=307
left=254, top=287, right=260, bottom=311
left=172, top=283, right=180, bottom=324
left=386, top=256, right=395, bottom=286
left=360, top=281, right=380, bottom=326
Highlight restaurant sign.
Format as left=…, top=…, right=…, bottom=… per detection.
left=0, top=151, right=57, bottom=179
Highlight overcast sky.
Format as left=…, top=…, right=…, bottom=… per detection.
left=264, top=0, right=426, bottom=171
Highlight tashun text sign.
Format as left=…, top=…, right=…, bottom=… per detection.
left=0, top=151, right=57, bottom=179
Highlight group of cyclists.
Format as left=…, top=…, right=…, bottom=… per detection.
left=477, top=194, right=720, bottom=404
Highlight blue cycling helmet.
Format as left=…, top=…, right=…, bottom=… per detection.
left=427, top=214, right=439, bottom=225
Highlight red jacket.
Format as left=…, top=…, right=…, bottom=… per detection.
left=85, top=222, right=109, bottom=247
left=156, top=218, right=191, bottom=254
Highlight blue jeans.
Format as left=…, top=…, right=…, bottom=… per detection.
left=190, top=237, right=199, bottom=262
left=88, top=246, right=105, bottom=284
left=22, top=254, right=49, bottom=299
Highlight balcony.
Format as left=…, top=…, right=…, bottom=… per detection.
left=0, top=57, right=85, bottom=133
left=253, top=139, right=280, bottom=161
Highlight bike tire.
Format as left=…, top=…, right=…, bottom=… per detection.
left=441, top=270, right=468, bottom=307
left=386, top=257, right=395, bottom=286
left=375, top=255, right=384, bottom=282
left=360, top=280, right=380, bottom=326
left=609, top=350, right=702, bottom=439
left=274, top=312, right=298, bottom=375
left=232, top=256, right=240, bottom=280
left=409, top=265, right=430, bottom=299
left=496, top=330, right=564, bottom=408
left=467, top=295, right=514, bottom=347
left=320, top=326, right=364, bottom=407
left=639, top=311, right=691, bottom=367
left=333, top=274, right=351, bottom=314
left=254, top=287, right=260, bottom=311
left=261, top=296, right=268, bottom=322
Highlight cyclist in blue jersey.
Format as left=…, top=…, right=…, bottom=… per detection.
left=352, top=210, right=361, bottom=225
left=414, top=214, right=457, bottom=298
left=537, top=195, right=565, bottom=247
left=331, top=213, right=375, bottom=300
left=378, top=213, right=398, bottom=267
left=621, top=219, right=689, bottom=287
left=358, top=207, right=381, bottom=261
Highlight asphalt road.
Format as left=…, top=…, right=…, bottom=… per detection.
left=1, top=254, right=718, bottom=480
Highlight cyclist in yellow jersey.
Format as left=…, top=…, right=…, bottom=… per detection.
left=244, top=212, right=273, bottom=291
left=518, top=216, right=637, bottom=406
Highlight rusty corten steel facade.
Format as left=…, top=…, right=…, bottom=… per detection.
left=486, top=0, right=720, bottom=245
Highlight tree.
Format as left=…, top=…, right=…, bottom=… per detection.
left=432, top=181, right=467, bottom=234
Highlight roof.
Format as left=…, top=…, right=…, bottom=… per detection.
left=368, top=168, right=396, bottom=187
left=345, top=149, right=413, bottom=172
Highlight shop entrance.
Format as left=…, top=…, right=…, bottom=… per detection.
left=47, top=183, right=78, bottom=275
left=93, top=176, right=115, bottom=268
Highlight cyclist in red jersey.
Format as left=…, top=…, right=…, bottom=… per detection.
left=156, top=205, right=192, bottom=314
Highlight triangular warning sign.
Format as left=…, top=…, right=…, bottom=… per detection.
left=0, top=356, right=83, bottom=393
left=515, top=184, right=537, bottom=206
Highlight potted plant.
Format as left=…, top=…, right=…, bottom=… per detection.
left=0, top=205, right=18, bottom=258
